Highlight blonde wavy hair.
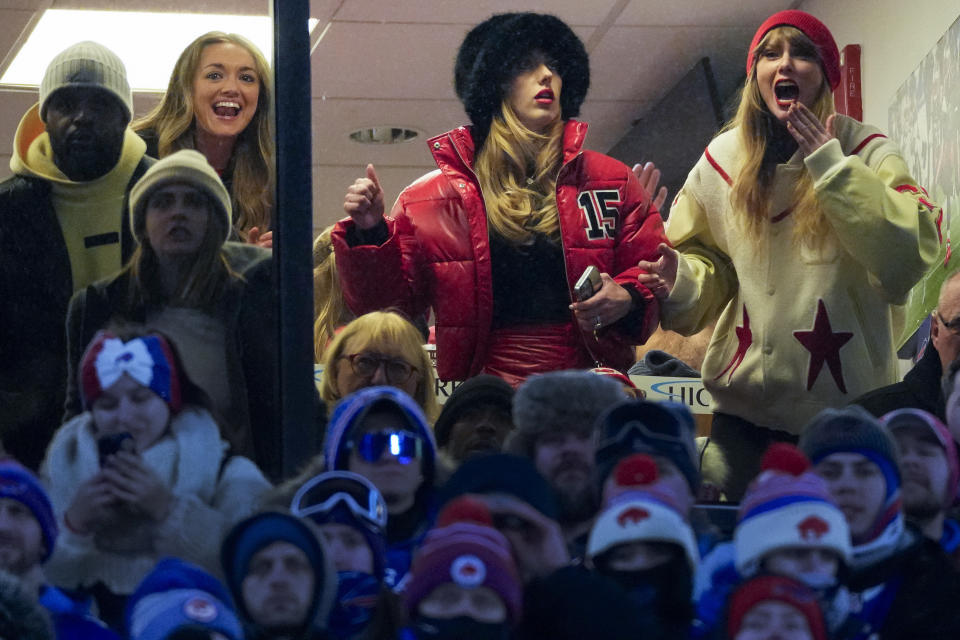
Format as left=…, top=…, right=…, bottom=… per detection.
left=475, top=101, right=564, bottom=244
left=132, top=32, right=274, bottom=240
left=320, top=311, right=438, bottom=420
left=313, top=226, right=350, bottom=362
left=727, top=26, right=836, bottom=248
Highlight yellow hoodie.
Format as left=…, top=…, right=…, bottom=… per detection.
left=10, top=103, right=147, bottom=292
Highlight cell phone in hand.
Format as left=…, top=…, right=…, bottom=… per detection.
left=97, top=432, right=134, bottom=467
left=574, top=265, right=602, bottom=301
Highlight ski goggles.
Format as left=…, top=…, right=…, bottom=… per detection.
left=291, top=470, right=388, bottom=530
left=347, top=430, right=424, bottom=465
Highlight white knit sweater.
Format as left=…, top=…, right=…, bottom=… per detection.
left=40, top=407, right=271, bottom=594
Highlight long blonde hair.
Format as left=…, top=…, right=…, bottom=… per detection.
left=475, top=102, right=564, bottom=244
left=132, top=32, right=274, bottom=240
left=320, top=311, right=438, bottom=420
left=313, top=226, right=349, bottom=362
left=727, top=26, right=836, bottom=247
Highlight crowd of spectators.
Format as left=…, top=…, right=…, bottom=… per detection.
left=0, top=6, right=957, bottom=640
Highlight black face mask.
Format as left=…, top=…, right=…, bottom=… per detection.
left=601, top=555, right=693, bottom=622
left=412, top=616, right=510, bottom=640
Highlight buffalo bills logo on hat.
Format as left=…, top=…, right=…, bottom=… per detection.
left=617, top=506, right=650, bottom=526
left=797, top=515, right=829, bottom=540
left=183, top=596, right=218, bottom=623
left=451, top=555, right=486, bottom=587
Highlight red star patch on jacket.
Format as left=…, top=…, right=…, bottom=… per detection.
left=793, top=299, right=853, bottom=393
left=714, top=305, right=752, bottom=383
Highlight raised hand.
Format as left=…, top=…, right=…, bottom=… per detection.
left=636, top=243, right=679, bottom=300
left=246, top=227, right=273, bottom=249
left=785, top=102, right=836, bottom=157
left=343, top=164, right=385, bottom=230
left=632, top=161, right=669, bottom=212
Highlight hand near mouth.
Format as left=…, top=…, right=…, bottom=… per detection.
left=785, top=102, right=836, bottom=156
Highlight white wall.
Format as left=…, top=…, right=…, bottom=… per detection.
left=799, top=0, right=960, bottom=128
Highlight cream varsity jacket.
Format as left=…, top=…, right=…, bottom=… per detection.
left=662, top=114, right=940, bottom=434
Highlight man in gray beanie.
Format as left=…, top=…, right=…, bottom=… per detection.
left=0, top=41, right=151, bottom=469
left=505, top=370, right=628, bottom=553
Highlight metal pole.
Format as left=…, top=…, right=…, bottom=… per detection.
left=272, top=0, right=316, bottom=478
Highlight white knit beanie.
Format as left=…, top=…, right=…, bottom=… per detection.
left=39, top=41, right=133, bottom=122
left=129, top=150, right=232, bottom=245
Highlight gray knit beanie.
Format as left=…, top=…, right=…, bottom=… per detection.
left=40, top=41, right=133, bottom=122
left=129, top=150, right=232, bottom=245
left=798, top=405, right=900, bottom=468
left=505, top=370, right=625, bottom=457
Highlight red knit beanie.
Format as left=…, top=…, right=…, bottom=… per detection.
left=403, top=497, right=523, bottom=622
left=746, top=10, right=840, bottom=90
left=726, top=575, right=827, bottom=640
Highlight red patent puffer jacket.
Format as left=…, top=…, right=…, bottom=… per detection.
left=332, top=120, right=667, bottom=381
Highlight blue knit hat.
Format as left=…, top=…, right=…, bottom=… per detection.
left=325, top=386, right=437, bottom=484
left=0, top=460, right=57, bottom=562
left=124, top=557, right=235, bottom=635
left=220, top=512, right=337, bottom=627
left=128, top=589, right=243, bottom=640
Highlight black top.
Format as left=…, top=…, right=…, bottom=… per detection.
left=489, top=231, right=571, bottom=328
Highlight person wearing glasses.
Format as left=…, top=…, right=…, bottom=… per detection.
left=290, top=471, right=405, bottom=640
left=320, top=311, right=437, bottom=420
left=854, top=270, right=960, bottom=422
left=323, top=386, right=438, bottom=588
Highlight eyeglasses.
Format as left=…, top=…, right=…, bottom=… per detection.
left=291, top=470, right=388, bottom=530
left=347, top=430, right=423, bottom=465
left=937, top=311, right=960, bottom=335
left=340, top=352, right=418, bottom=385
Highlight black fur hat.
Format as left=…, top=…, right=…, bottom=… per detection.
left=454, top=12, right=590, bottom=146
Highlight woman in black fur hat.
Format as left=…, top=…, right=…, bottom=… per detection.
left=334, top=12, right=668, bottom=387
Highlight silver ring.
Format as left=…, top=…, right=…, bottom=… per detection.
left=594, top=316, right=602, bottom=330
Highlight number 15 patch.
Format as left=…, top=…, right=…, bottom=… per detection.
left=578, top=190, right=620, bottom=240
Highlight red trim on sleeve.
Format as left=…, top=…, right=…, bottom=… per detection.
left=771, top=207, right=793, bottom=223
left=851, top=133, right=887, bottom=155
left=704, top=147, right=733, bottom=185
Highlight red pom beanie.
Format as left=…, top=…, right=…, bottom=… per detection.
left=746, top=10, right=840, bottom=90
left=727, top=575, right=827, bottom=640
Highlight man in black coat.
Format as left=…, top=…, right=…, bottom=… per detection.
left=0, top=42, right=151, bottom=469
left=854, top=270, right=960, bottom=422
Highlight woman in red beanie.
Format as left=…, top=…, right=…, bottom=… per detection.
left=639, top=10, right=941, bottom=498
